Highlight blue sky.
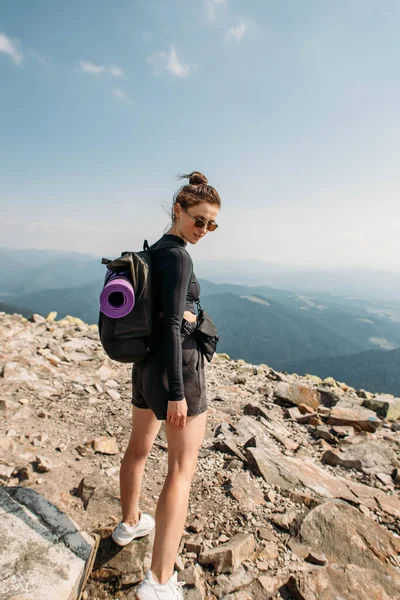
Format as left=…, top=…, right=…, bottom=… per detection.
left=1, top=0, right=400, bottom=269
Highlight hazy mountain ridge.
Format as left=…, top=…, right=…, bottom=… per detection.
left=288, top=347, right=400, bottom=396
left=1, top=247, right=400, bottom=395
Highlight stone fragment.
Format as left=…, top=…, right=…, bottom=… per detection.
left=376, top=472, right=394, bottom=487
left=317, top=406, right=331, bottom=418
left=285, top=407, right=302, bottom=420
left=0, top=486, right=97, bottom=600
left=30, top=432, right=49, bottom=446
left=265, top=489, right=277, bottom=503
left=96, top=364, right=115, bottom=380
left=106, top=388, right=121, bottom=401
left=90, top=437, right=119, bottom=455
left=332, top=425, right=354, bottom=437
left=322, top=441, right=395, bottom=475
left=58, top=315, right=85, bottom=327
left=178, top=564, right=205, bottom=589
left=92, top=523, right=149, bottom=587
left=46, top=353, right=61, bottom=366
left=233, top=375, right=247, bottom=385
left=257, top=575, right=287, bottom=598
left=271, top=510, right=297, bottom=532
left=213, top=437, right=246, bottom=462
left=175, top=555, right=185, bottom=571
left=288, top=538, right=311, bottom=559
left=188, top=516, right=208, bottom=533
left=312, top=425, right=337, bottom=444
left=258, top=526, right=277, bottom=542
left=306, top=551, right=328, bottom=565
left=257, top=541, right=279, bottom=561
left=0, top=437, right=16, bottom=453
left=215, top=564, right=254, bottom=596
left=3, top=362, right=38, bottom=382
left=260, top=417, right=300, bottom=450
left=198, top=533, right=255, bottom=574
left=35, top=455, right=53, bottom=473
left=46, top=311, right=57, bottom=322
left=375, top=494, right=400, bottom=519
left=328, top=403, right=381, bottom=432
left=31, top=313, right=46, bottom=323
left=304, top=374, right=323, bottom=385
left=185, top=539, right=203, bottom=554
left=297, top=413, right=322, bottom=426
left=323, top=377, right=337, bottom=386
left=104, top=378, right=119, bottom=388
left=38, top=410, right=51, bottom=419
left=0, top=464, right=15, bottom=480
left=298, top=403, right=315, bottom=414
left=228, top=471, right=265, bottom=508
left=274, top=382, right=321, bottom=410
left=362, top=395, right=400, bottom=421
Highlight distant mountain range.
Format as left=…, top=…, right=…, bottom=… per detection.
left=1, top=247, right=399, bottom=396
left=195, top=259, right=400, bottom=302
left=287, top=347, right=400, bottom=396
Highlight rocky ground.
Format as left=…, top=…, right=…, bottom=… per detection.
left=1, top=310, right=400, bottom=600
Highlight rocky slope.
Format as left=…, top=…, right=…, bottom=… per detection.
left=1, top=310, right=400, bottom=600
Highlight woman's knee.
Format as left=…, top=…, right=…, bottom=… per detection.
left=167, top=454, right=199, bottom=480
left=124, top=437, right=153, bottom=463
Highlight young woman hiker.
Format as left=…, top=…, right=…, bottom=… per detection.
left=112, top=171, right=221, bottom=600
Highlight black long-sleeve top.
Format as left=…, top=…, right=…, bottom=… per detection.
left=150, top=234, right=200, bottom=400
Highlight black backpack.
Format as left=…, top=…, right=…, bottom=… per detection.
left=98, top=241, right=153, bottom=363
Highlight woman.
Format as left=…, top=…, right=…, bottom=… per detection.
left=112, top=171, right=221, bottom=600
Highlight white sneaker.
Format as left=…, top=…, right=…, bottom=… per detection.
left=136, top=570, right=185, bottom=600
left=112, top=512, right=155, bottom=546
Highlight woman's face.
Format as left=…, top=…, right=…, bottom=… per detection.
left=174, top=201, right=220, bottom=245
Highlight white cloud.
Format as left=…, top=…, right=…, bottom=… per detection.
left=112, top=88, right=128, bottom=102
left=147, top=46, right=190, bottom=78
left=80, top=60, right=105, bottom=74
left=227, top=22, right=248, bottom=42
left=0, top=32, right=23, bottom=65
left=79, top=60, right=124, bottom=77
left=109, top=66, right=123, bottom=77
left=204, top=0, right=226, bottom=22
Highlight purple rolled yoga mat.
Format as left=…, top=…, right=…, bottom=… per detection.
left=100, top=274, right=135, bottom=318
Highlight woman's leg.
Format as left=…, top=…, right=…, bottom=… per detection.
left=120, top=406, right=162, bottom=525
left=150, top=411, right=207, bottom=583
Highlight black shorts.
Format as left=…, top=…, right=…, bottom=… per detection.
left=131, top=334, right=207, bottom=420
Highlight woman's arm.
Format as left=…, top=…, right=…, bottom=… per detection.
left=160, top=247, right=192, bottom=401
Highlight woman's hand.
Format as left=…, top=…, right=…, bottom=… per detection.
left=183, top=310, right=197, bottom=323
left=167, top=398, right=188, bottom=429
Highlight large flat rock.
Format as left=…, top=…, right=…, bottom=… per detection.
left=363, top=395, right=400, bottom=421
left=294, top=500, right=400, bottom=599
left=246, top=447, right=354, bottom=501
left=0, top=486, right=98, bottom=600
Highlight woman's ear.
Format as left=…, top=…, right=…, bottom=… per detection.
left=174, top=202, right=181, bottom=220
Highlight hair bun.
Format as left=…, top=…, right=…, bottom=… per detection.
left=188, top=171, right=208, bottom=186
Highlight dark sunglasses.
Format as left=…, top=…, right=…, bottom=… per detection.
left=182, top=206, right=218, bottom=231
